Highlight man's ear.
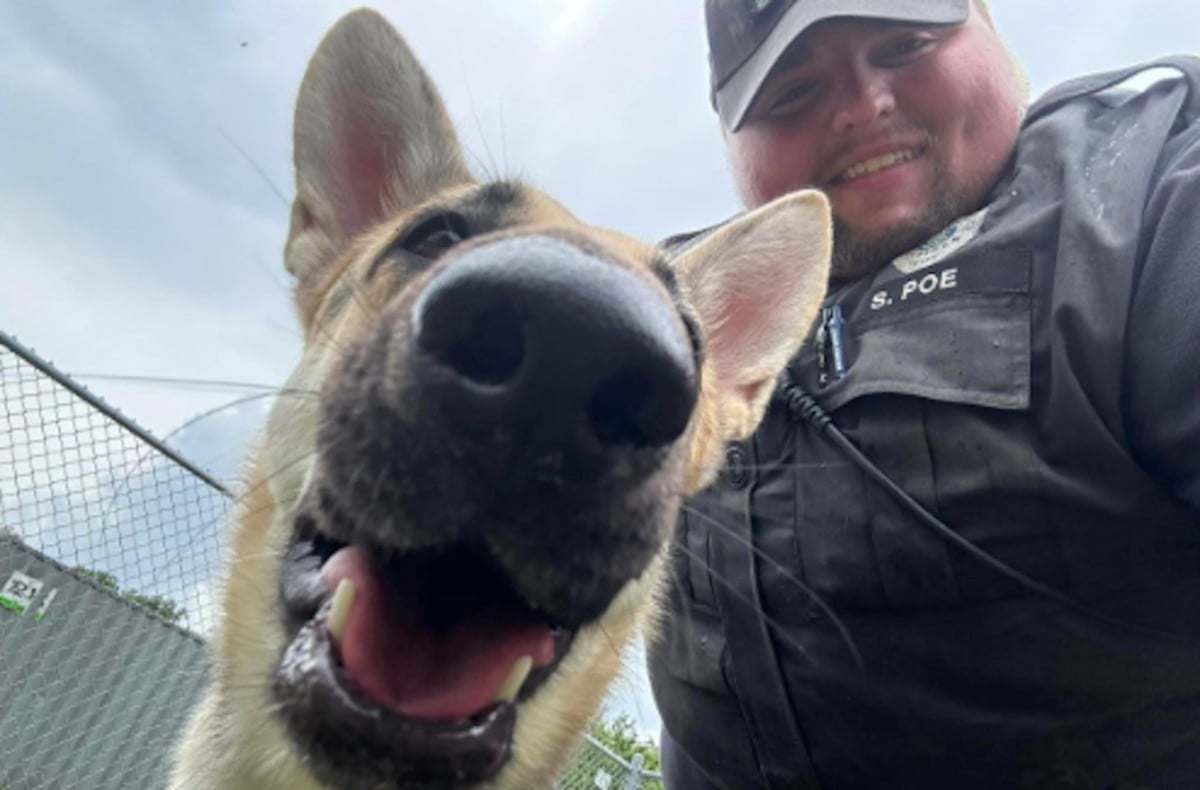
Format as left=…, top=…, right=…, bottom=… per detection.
left=285, top=9, right=472, bottom=292
left=672, top=189, right=831, bottom=438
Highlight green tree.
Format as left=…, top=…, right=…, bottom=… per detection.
left=121, top=590, right=187, bottom=623
left=586, top=713, right=663, bottom=787
left=76, top=568, right=119, bottom=590
left=73, top=567, right=186, bottom=625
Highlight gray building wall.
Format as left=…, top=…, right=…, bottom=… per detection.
left=0, top=536, right=208, bottom=790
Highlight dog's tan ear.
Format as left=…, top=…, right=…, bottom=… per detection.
left=673, top=189, right=831, bottom=439
left=286, top=9, right=472, bottom=288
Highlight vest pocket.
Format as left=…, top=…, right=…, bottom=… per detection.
left=801, top=249, right=1033, bottom=412
left=775, top=254, right=1039, bottom=612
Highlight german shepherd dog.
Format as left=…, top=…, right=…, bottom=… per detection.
left=170, top=9, right=830, bottom=789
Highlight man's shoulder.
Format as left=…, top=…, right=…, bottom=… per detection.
left=659, top=221, right=726, bottom=255
left=1028, top=56, right=1200, bottom=125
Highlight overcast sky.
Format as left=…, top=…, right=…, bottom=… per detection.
left=3, top=0, right=1198, bottom=739
left=4, top=0, right=1199, bottom=438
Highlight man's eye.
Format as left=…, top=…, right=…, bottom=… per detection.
left=877, top=33, right=936, bottom=65
left=766, top=80, right=819, bottom=117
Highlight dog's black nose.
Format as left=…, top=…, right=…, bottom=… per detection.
left=411, top=235, right=696, bottom=471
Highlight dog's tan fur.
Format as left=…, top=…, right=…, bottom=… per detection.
left=170, top=9, right=830, bottom=789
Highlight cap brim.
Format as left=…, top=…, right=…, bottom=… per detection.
left=714, top=0, right=969, bottom=131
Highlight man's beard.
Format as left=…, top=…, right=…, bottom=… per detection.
left=828, top=150, right=979, bottom=287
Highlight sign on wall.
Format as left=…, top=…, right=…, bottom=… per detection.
left=1, top=570, right=45, bottom=616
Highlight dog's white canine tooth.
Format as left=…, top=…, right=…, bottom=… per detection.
left=491, top=655, right=534, bottom=705
left=328, top=579, right=356, bottom=646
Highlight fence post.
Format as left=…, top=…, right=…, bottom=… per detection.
left=621, top=753, right=645, bottom=790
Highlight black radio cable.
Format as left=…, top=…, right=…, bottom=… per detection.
left=777, top=378, right=1200, bottom=642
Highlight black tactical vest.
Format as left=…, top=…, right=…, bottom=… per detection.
left=651, top=58, right=1200, bottom=789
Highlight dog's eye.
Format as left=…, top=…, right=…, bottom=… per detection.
left=400, top=212, right=470, bottom=260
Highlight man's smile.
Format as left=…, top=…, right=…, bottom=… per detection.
left=834, top=146, right=924, bottom=183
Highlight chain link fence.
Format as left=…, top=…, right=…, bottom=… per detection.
left=560, top=734, right=663, bottom=790
left=0, top=331, right=231, bottom=637
left=0, top=328, right=661, bottom=789
left=0, top=330, right=228, bottom=789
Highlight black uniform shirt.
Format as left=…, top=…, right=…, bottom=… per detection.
left=651, top=58, right=1200, bottom=790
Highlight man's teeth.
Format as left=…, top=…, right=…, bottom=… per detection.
left=840, top=149, right=918, bottom=181
left=491, top=655, right=534, bottom=705
left=328, top=578, right=356, bottom=646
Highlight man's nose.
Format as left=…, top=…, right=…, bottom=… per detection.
left=830, top=68, right=896, bottom=134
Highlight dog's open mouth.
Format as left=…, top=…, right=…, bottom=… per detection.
left=273, top=516, right=576, bottom=786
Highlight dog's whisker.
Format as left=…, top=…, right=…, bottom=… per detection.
left=668, top=539, right=834, bottom=668
left=178, top=8, right=831, bottom=786
left=463, top=77, right=501, bottom=183
left=681, top=504, right=863, bottom=667
left=170, top=450, right=322, bottom=564
left=597, top=622, right=623, bottom=661
left=498, top=103, right=510, bottom=182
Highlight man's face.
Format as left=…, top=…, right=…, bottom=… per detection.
left=725, top=5, right=1023, bottom=283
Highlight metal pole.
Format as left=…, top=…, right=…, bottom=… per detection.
left=623, top=753, right=645, bottom=790
left=0, top=329, right=232, bottom=497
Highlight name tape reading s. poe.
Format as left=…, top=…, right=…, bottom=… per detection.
left=871, top=267, right=959, bottom=310
left=867, top=252, right=1031, bottom=315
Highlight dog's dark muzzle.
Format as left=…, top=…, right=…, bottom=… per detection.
left=277, top=233, right=697, bottom=787
left=313, top=233, right=698, bottom=625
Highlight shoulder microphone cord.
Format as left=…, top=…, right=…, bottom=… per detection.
left=777, top=378, right=1199, bottom=642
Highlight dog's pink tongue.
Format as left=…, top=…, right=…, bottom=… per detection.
left=321, top=546, right=555, bottom=722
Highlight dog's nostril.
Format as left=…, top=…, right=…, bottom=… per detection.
left=432, top=304, right=525, bottom=386
left=588, top=367, right=654, bottom=447
left=587, top=365, right=691, bottom=449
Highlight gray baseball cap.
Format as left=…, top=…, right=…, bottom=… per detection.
left=708, top=0, right=969, bottom=130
